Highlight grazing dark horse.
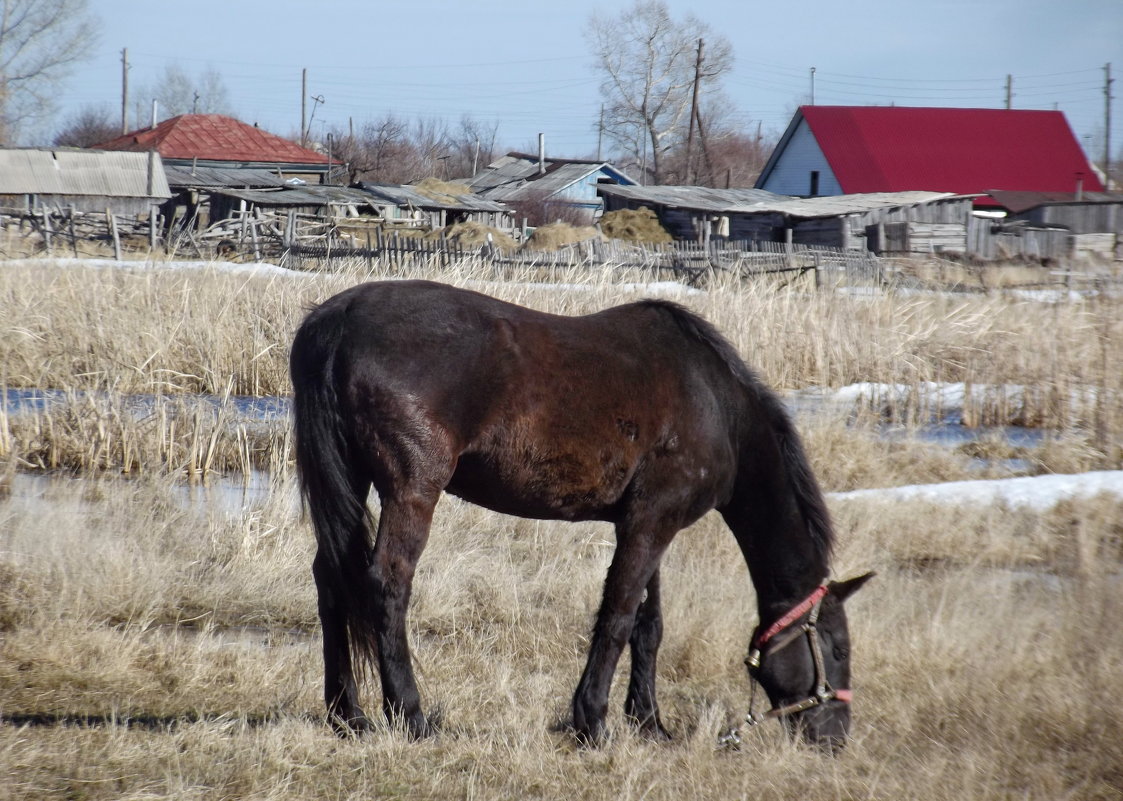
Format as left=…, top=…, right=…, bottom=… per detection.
left=290, top=279, right=872, bottom=748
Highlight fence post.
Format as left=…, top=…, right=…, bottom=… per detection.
left=106, top=208, right=122, bottom=261
left=42, top=210, right=53, bottom=254
left=68, top=207, right=79, bottom=257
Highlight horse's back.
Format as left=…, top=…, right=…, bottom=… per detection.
left=301, top=281, right=742, bottom=523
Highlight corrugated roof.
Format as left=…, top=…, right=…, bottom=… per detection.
left=356, top=182, right=510, bottom=212
left=0, top=148, right=171, bottom=198
left=163, top=165, right=288, bottom=189
left=773, top=106, right=1104, bottom=196
left=93, top=114, right=329, bottom=166
left=598, top=185, right=785, bottom=212
left=598, top=184, right=957, bottom=218
left=211, top=185, right=377, bottom=208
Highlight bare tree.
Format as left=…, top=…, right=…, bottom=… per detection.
left=0, top=0, right=99, bottom=144
left=52, top=102, right=117, bottom=147
left=657, top=95, right=776, bottom=187
left=586, top=0, right=731, bottom=184
left=139, top=63, right=233, bottom=122
left=446, top=115, right=500, bottom=179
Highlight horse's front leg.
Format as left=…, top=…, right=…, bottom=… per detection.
left=572, top=526, right=673, bottom=745
left=369, top=493, right=437, bottom=738
left=625, top=568, right=671, bottom=740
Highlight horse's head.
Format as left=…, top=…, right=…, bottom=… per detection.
left=746, top=572, right=874, bottom=752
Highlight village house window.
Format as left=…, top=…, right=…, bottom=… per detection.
left=809, top=171, right=820, bottom=196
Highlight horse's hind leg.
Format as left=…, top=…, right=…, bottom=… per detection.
left=625, top=569, right=671, bottom=740
left=313, top=550, right=372, bottom=734
left=369, top=491, right=439, bottom=738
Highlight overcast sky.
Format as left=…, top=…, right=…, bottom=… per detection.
left=63, top=0, right=1121, bottom=161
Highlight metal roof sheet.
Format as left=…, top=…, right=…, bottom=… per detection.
left=0, top=148, right=171, bottom=198
left=598, top=185, right=785, bottom=212
left=774, top=106, right=1104, bottom=196
left=93, top=114, right=328, bottom=166
left=598, top=184, right=959, bottom=218
left=163, top=165, right=288, bottom=189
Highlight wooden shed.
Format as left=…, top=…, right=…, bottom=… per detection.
left=598, top=184, right=972, bottom=252
left=0, top=148, right=171, bottom=215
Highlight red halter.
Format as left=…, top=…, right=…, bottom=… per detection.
left=752, top=584, right=829, bottom=649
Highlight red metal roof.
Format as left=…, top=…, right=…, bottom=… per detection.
left=800, top=106, right=1103, bottom=195
left=92, top=114, right=328, bottom=165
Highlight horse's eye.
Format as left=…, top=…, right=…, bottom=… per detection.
left=833, top=646, right=850, bottom=660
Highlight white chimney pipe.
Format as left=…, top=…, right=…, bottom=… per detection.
left=151, top=100, right=158, bottom=129
left=538, top=133, right=546, bottom=175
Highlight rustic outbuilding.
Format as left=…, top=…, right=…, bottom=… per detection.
left=467, top=150, right=636, bottom=221
left=354, top=182, right=514, bottom=231
left=0, top=147, right=171, bottom=215
left=756, top=106, right=1103, bottom=202
left=597, top=183, right=972, bottom=253
left=985, top=190, right=1123, bottom=259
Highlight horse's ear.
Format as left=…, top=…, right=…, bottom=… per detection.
left=828, top=571, right=876, bottom=602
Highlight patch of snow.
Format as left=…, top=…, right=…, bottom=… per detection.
left=1, top=256, right=306, bottom=280
left=830, top=470, right=1123, bottom=511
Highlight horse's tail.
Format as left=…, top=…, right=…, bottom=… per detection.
left=290, top=301, right=379, bottom=671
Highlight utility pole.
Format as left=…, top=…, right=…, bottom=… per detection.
left=301, top=68, right=308, bottom=147
left=597, top=104, right=604, bottom=162
left=1105, top=63, right=1114, bottom=188
left=1005, top=74, right=1013, bottom=109
left=120, top=48, right=129, bottom=134
left=686, top=38, right=704, bottom=184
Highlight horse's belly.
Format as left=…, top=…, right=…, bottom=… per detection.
left=445, top=449, right=633, bottom=522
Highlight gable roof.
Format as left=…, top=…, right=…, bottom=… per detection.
left=467, top=152, right=635, bottom=201
left=759, top=106, right=1103, bottom=196
left=0, top=148, right=171, bottom=199
left=92, top=114, right=328, bottom=166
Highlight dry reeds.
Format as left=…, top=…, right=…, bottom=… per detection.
left=1, top=254, right=1122, bottom=798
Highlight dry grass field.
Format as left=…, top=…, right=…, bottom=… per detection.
left=1, top=255, right=1121, bottom=800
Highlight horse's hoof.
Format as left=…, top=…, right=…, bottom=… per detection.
left=329, top=712, right=373, bottom=738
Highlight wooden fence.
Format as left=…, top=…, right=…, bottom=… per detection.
left=283, top=233, right=885, bottom=289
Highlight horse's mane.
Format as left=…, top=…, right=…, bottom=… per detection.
left=637, top=299, right=835, bottom=560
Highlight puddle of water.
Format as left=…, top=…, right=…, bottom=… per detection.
left=2, top=388, right=291, bottom=421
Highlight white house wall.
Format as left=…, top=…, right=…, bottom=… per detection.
left=758, top=119, right=842, bottom=197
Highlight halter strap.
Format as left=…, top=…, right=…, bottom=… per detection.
left=752, top=585, right=829, bottom=649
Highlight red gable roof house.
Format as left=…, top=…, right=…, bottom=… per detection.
left=93, top=114, right=330, bottom=182
left=756, top=106, right=1103, bottom=203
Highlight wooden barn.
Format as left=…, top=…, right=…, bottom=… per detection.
left=756, top=106, right=1103, bottom=202
left=985, top=190, right=1123, bottom=259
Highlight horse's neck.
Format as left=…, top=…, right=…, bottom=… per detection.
left=722, top=491, right=830, bottom=623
